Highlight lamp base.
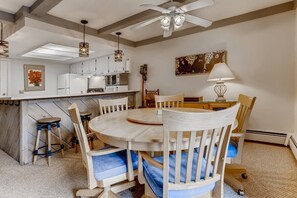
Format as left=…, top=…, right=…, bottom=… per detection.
left=214, top=81, right=227, bottom=102
left=215, top=96, right=226, bottom=102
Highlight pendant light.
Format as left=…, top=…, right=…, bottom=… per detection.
left=114, top=32, right=123, bottom=62
left=0, top=23, right=8, bottom=58
left=79, top=20, right=89, bottom=57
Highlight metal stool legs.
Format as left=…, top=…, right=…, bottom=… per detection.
left=33, top=122, right=64, bottom=166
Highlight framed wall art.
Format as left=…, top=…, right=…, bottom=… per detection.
left=24, top=64, right=45, bottom=91
left=175, top=50, right=227, bottom=76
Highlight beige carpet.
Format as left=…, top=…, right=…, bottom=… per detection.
left=0, top=142, right=296, bottom=198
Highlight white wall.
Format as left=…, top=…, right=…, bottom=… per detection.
left=130, top=11, right=295, bottom=134
left=9, top=59, right=69, bottom=97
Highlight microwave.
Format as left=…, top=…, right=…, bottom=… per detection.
left=106, top=73, right=128, bottom=86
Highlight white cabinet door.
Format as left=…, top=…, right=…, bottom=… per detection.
left=70, top=64, right=77, bottom=74
left=76, top=63, right=83, bottom=74
left=0, top=61, right=8, bottom=97
left=95, top=58, right=102, bottom=75
left=82, top=61, right=90, bottom=74
left=89, top=59, right=96, bottom=74
left=108, top=55, right=115, bottom=74
left=115, top=61, right=125, bottom=72
left=102, top=56, right=109, bottom=74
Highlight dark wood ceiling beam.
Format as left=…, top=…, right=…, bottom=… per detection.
left=135, top=1, right=294, bottom=47
left=97, top=0, right=198, bottom=35
left=30, top=0, right=63, bottom=17
left=0, top=10, right=15, bottom=24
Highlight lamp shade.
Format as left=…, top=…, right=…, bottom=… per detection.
left=207, top=63, right=235, bottom=82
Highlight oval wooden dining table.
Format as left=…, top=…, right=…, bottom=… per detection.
left=88, top=108, right=212, bottom=151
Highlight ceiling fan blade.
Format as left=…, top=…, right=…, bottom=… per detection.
left=179, top=0, right=214, bottom=12
left=131, top=16, right=163, bottom=30
left=163, top=25, right=173, bottom=38
left=185, top=14, right=212, bottom=27
left=141, top=4, right=170, bottom=13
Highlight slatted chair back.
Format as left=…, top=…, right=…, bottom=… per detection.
left=99, top=97, right=128, bottom=115
left=68, top=103, right=96, bottom=188
left=161, top=104, right=240, bottom=197
left=234, top=94, right=256, bottom=134
left=155, top=94, right=184, bottom=109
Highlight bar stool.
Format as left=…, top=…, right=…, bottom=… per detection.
left=33, top=117, right=64, bottom=166
left=73, top=112, right=94, bottom=152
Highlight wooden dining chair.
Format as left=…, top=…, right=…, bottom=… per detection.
left=138, top=104, right=240, bottom=198
left=145, top=89, right=159, bottom=108
left=68, top=103, right=137, bottom=198
left=224, top=94, right=256, bottom=196
left=99, top=97, right=128, bottom=115
left=155, top=94, right=184, bottom=109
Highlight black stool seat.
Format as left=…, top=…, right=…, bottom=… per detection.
left=37, top=117, right=61, bottom=124
left=80, top=112, right=92, bottom=117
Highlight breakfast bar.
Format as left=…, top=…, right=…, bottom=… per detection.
left=0, top=91, right=138, bottom=165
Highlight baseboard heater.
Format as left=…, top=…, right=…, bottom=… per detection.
left=289, top=136, right=297, bottom=160
left=245, top=130, right=287, bottom=145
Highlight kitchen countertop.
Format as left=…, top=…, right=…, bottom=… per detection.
left=0, top=90, right=139, bottom=101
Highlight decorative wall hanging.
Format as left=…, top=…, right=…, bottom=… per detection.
left=175, top=50, right=227, bottom=76
left=24, top=64, right=45, bottom=91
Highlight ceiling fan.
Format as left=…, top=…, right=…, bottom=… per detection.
left=132, top=0, right=214, bottom=38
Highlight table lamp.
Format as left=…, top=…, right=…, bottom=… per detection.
left=207, top=63, right=235, bottom=102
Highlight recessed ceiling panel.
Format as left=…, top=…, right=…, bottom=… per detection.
left=22, top=43, right=95, bottom=61
left=48, top=0, right=168, bottom=29
left=0, top=0, right=36, bottom=14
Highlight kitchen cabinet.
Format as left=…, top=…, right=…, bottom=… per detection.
left=108, top=55, right=115, bottom=73
left=101, top=56, right=109, bottom=74
left=89, top=59, right=96, bottom=74
left=0, top=60, right=8, bottom=97
left=82, top=61, right=90, bottom=74
left=70, top=54, right=130, bottom=75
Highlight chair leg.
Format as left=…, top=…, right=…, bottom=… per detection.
left=97, top=187, right=110, bottom=198
left=76, top=188, right=103, bottom=198
left=33, top=125, right=42, bottom=164
left=56, top=123, right=64, bottom=157
left=225, top=163, right=247, bottom=176
left=224, top=173, right=245, bottom=195
left=47, top=126, right=52, bottom=166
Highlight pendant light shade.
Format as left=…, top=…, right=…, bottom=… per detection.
left=0, top=23, right=8, bottom=58
left=114, top=32, right=123, bottom=62
left=79, top=20, right=89, bottom=57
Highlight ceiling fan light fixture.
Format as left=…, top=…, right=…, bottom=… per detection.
left=161, top=15, right=171, bottom=30
left=79, top=20, right=89, bottom=57
left=0, top=23, right=8, bottom=58
left=174, top=14, right=185, bottom=29
left=115, top=32, right=123, bottom=62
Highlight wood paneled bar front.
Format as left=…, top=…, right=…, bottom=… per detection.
left=0, top=91, right=138, bottom=165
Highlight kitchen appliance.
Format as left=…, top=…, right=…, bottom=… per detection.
left=88, top=76, right=105, bottom=90
left=105, top=85, right=128, bottom=92
left=87, top=88, right=104, bottom=93
left=106, top=73, right=128, bottom=86
left=57, top=73, right=87, bottom=95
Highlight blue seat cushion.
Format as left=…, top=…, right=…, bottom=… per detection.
left=92, top=149, right=138, bottom=181
left=226, top=139, right=238, bottom=158
left=212, top=139, right=238, bottom=159
left=143, top=152, right=215, bottom=198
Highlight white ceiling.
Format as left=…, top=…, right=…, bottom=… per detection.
left=48, top=0, right=168, bottom=29
left=48, top=0, right=292, bottom=42
left=0, top=0, right=36, bottom=14
left=0, top=0, right=293, bottom=62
